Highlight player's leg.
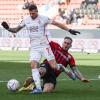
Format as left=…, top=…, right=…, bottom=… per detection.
left=43, top=83, right=55, bottom=93
left=43, top=46, right=58, bottom=69
left=38, top=67, right=46, bottom=77
left=29, top=50, right=42, bottom=93
left=42, top=63, right=57, bottom=93
left=19, top=65, right=47, bottom=92
left=48, top=59, right=58, bottom=69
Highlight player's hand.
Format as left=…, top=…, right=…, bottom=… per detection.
left=81, top=78, right=90, bottom=83
left=1, top=21, right=9, bottom=30
left=68, top=29, right=80, bottom=35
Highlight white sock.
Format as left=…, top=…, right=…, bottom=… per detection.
left=32, top=68, right=41, bottom=90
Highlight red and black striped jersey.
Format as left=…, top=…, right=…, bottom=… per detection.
left=44, top=41, right=76, bottom=77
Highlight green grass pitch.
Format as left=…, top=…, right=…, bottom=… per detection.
left=0, top=51, right=100, bottom=100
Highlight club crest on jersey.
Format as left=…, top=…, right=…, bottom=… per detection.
left=30, top=26, right=38, bottom=32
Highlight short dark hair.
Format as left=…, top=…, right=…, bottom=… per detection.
left=28, top=4, right=38, bottom=11
left=64, top=36, right=73, bottom=42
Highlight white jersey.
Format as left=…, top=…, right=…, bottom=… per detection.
left=19, top=15, right=52, bottom=49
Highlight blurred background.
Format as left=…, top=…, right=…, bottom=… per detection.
left=0, top=1, right=100, bottom=100
left=0, top=0, right=100, bottom=53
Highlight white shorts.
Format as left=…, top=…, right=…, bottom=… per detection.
left=29, top=46, right=55, bottom=62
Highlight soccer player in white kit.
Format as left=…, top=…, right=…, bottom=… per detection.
left=1, top=4, right=80, bottom=93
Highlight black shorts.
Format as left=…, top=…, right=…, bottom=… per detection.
left=41, top=63, right=57, bottom=87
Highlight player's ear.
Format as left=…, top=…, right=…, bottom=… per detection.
left=36, top=9, right=38, bottom=12
left=70, top=44, right=72, bottom=48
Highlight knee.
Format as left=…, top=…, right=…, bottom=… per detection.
left=31, top=61, right=39, bottom=69
left=48, top=59, right=57, bottom=69
left=43, top=83, right=55, bottom=93
left=43, top=87, right=54, bottom=93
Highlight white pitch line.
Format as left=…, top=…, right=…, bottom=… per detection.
left=0, top=81, right=8, bottom=83
left=0, top=78, right=100, bottom=83
left=58, top=78, right=100, bottom=81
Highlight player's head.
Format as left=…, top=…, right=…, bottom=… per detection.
left=23, top=1, right=35, bottom=10
left=62, top=36, right=73, bottom=51
left=28, top=4, right=38, bottom=19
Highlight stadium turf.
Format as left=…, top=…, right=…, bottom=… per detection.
left=0, top=51, right=100, bottom=100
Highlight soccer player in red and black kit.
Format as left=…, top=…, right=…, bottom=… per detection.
left=19, top=37, right=89, bottom=93
left=40, top=36, right=89, bottom=92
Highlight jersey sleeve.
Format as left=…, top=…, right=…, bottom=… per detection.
left=47, top=17, right=53, bottom=24
left=43, top=16, right=53, bottom=24
left=68, top=53, right=76, bottom=67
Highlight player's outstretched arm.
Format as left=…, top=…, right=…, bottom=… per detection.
left=58, top=64, right=76, bottom=80
left=52, top=21, right=80, bottom=35
left=71, top=67, right=90, bottom=83
left=1, top=21, right=23, bottom=33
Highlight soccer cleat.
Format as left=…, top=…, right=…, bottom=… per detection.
left=30, top=88, right=42, bottom=94
left=18, top=83, right=35, bottom=91
left=23, top=76, right=33, bottom=87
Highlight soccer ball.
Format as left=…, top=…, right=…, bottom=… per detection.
left=7, top=79, right=20, bottom=91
